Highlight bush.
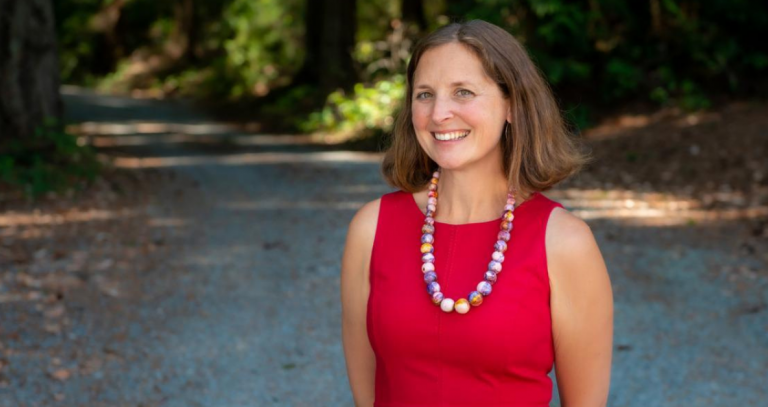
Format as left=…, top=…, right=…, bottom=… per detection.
left=0, top=119, right=101, bottom=197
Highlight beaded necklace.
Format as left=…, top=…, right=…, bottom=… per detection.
left=419, top=169, right=516, bottom=314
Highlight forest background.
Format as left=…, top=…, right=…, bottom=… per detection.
left=2, top=0, right=767, bottom=195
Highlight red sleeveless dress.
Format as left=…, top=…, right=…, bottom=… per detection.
left=367, top=190, right=564, bottom=407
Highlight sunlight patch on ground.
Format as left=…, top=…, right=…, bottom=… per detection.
left=110, top=151, right=383, bottom=168
left=0, top=209, right=136, bottom=227
left=86, top=132, right=318, bottom=147
left=550, top=188, right=768, bottom=225
left=68, top=121, right=235, bottom=136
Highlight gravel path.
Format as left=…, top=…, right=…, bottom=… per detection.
left=0, top=87, right=765, bottom=406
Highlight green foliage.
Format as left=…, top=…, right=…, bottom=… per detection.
left=303, top=75, right=405, bottom=135
left=54, top=0, right=768, bottom=140
left=0, top=120, right=101, bottom=197
left=217, top=0, right=304, bottom=97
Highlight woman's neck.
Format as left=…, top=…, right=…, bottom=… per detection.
left=433, top=165, right=512, bottom=224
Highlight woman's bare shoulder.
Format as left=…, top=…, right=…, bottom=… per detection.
left=545, top=206, right=593, bottom=253
left=545, top=205, right=609, bottom=287
left=348, top=198, right=382, bottom=239
left=343, top=198, right=383, bottom=267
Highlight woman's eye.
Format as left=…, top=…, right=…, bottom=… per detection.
left=457, top=89, right=474, bottom=97
left=415, top=92, right=432, bottom=100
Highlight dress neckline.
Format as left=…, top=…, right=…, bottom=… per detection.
left=408, top=190, right=540, bottom=227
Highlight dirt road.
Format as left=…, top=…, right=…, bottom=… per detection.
left=1, top=87, right=766, bottom=406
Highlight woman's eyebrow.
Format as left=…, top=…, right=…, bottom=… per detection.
left=414, top=81, right=477, bottom=89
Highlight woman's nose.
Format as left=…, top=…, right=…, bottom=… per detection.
left=430, top=96, right=454, bottom=123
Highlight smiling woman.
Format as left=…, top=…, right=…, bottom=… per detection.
left=341, top=20, right=613, bottom=407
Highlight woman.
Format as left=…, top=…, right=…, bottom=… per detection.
left=341, top=20, right=613, bottom=407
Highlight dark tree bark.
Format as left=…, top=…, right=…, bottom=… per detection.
left=293, top=0, right=357, bottom=92
left=173, top=0, right=198, bottom=62
left=401, top=0, right=427, bottom=31
left=0, top=0, right=62, bottom=143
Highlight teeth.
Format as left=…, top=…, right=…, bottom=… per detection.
left=433, top=131, right=469, bottom=141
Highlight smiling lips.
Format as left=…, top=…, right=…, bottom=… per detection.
left=432, top=131, right=470, bottom=141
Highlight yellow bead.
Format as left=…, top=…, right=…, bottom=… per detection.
left=454, top=298, right=470, bottom=314
left=420, top=243, right=434, bottom=254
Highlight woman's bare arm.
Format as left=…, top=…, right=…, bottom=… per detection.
left=340, top=199, right=380, bottom=407
left=546, top=207, right=614, bottom=407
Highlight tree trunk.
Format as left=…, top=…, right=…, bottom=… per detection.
left=173, top=0, right=198, bottom=62
left=0, top=0, right=62, bottom=144
left=294, top=0, right=357, bottom=92
left=401, top=0, right=427, bottom=31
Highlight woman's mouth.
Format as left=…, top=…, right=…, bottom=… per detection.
left=432, top=131, right=470, bottom=141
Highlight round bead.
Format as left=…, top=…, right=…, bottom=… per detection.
left=492, top=251, right=505, bottom=262
left=433, top=171, right=440, bottom=179
left=440, top=298, right=455, bottom=312
left=421, top=262, right=435, bottom=273
left=454, top=298, right=470, bottom=314
left=428, top=190, right=438, bottom=198
left=489, top=260, right=502, bottom=272
left=484, top=271, right=498, bottom=284
left=504, top=203, right=514, bottom=212
left=422, top=253, right=435, bottom=263
left=501, top=220, right=512, bottom=230
left=429, top=183, right=437, bottom=191
left=422, top=224, right=435, bottom=234
left=430, top=177, right=438, bottom=184
left=420, top=243, right=434, bottom=254
left=498, top=231, right=510, bottom=242
left=421, top=233, right=434, bottom=244
left=427, top=204, right=436, bottom=213
left=427, top=281, right=441, bottom=295
left=428, top=197, right=437, bottom=206
left=468, top=291, right=484, bottom=306
left=431, top=291, right=444, bottom=304
left=424, top=271, right=437, bottom=283
left=425, top=217, right=435, bottom=225
left=504, top=211, right=514, bottom=221
left=494, top=240, right=507, bottom=252
left=477, top=281, right=493, bottom=296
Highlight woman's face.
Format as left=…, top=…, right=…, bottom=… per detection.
left=411, top=42, right=511, bottom=172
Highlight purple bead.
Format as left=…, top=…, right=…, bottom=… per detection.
left=421, top=262, right=435, bottom=273
left=428, top=197, right=437, bottom=205
left=504, top=204, right=514, bottom=212
left=427, top=204, right=436, bottom=212
left=431, top=291, right=444, bottom=304
left=489, top=260, right=502, bottom=272
left=494, top=240, right=507, bottom=252
left=498, top=231, right=510, bottom=242
left=492, top=251, right=505, bottom=262
left=425, top=217, right=435, bottom=225
left=427, top=281, right=441, bottom=295
left=421, top=233, right=434, bottom=244
left=484, top=271, right=498, bottom=284
left=424, top=271, right=437, bottom=283
left=422, top=253, right=435, bottom=263
left=477, top=281, right=492, bottom=296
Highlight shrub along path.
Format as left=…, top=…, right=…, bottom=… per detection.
left=0, top=87, right=766, bottom=406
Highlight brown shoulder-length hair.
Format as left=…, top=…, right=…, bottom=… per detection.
left=381, top=20, right=591, bottom=199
